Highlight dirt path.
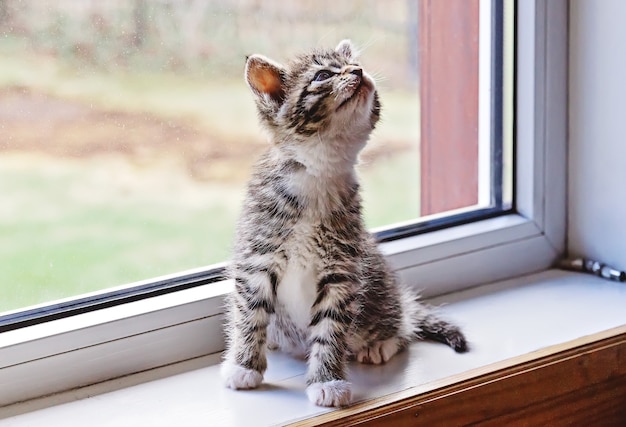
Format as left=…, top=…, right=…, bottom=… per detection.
left=0, top=87, right=266, bottom=182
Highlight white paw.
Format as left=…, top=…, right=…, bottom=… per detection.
left=221, top=361, right=263, bottom=390
left=357, top=337, right=400, bottom=365
left=306, top=380, right=352, bottom=407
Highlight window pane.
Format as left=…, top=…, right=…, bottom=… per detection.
left=0, top=0, right=509, bottom=315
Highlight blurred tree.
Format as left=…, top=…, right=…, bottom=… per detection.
left=0, top=0, right=9, bottom=26
left=133, top=0, right=147, bottom=48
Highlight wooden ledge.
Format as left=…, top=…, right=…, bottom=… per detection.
left=293, top=325, right=626, bottom=426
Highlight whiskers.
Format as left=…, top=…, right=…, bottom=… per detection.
left=369, top=70, right=388, bottom=85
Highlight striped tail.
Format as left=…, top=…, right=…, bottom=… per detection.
left=417, top=311, right=469, bottom=353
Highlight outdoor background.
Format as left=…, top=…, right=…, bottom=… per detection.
left=0, top=0, right=422, bottom=312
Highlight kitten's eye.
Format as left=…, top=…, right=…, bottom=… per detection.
left=313, top=70, right=333, bottom=82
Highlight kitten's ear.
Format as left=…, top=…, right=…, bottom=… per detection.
left=336, top=39, right=359, bottom=61
left=245, top=54, right=286, bottom=104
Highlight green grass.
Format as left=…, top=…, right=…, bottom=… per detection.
left=0, top=153, right=419, bottom=313
left=0, top=156, right=419, bottom=312
left=360, top=152, right=420, bottom=228
left=0, top=159, right=243, bottom=311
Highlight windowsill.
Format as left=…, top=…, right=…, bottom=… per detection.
left=2, top=269, right=625, bottom=426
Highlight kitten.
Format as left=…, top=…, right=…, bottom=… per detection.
left=221, top=40, right=468, bottom=408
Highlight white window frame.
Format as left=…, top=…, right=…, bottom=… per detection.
left=0, top=0, right=567, bottom=408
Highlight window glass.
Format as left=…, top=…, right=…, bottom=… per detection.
left=0, top=0, right=509, bottom=314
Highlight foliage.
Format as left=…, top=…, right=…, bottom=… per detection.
left=0, top=0, right=417, bottom=88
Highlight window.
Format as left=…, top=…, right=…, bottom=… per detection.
left=0, top=0, right=567, bottom=409
left=1, top=0, right=510, bottom=325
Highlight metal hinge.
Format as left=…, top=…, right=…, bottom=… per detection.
left=559, top=258, right=626, bottom=283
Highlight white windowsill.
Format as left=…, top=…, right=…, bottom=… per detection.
left=2, top=269, right=625, bottom=426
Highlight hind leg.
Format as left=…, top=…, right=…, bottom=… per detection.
left=356, top=337, right=403, bottom=365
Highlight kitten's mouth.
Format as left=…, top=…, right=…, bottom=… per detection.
left=336, top=79, right=368, bottom=111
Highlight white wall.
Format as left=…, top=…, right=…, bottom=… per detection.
left=568, top=0, right=626, bottom=271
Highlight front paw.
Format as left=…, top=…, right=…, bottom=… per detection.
left=306, top=380, right=352, bottom=407
left=221, top=361, right=263, bottom=390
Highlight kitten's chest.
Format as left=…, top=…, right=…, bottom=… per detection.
left=276, top=223, right=319, bottom=331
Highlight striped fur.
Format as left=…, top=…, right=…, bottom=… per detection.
left=221, top=40, right=468, bottom=407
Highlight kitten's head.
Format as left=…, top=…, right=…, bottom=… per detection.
left=245, top=40, right=380, bottom=148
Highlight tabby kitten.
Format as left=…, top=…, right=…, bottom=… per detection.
left=221, top=40, right=468, bottom=408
